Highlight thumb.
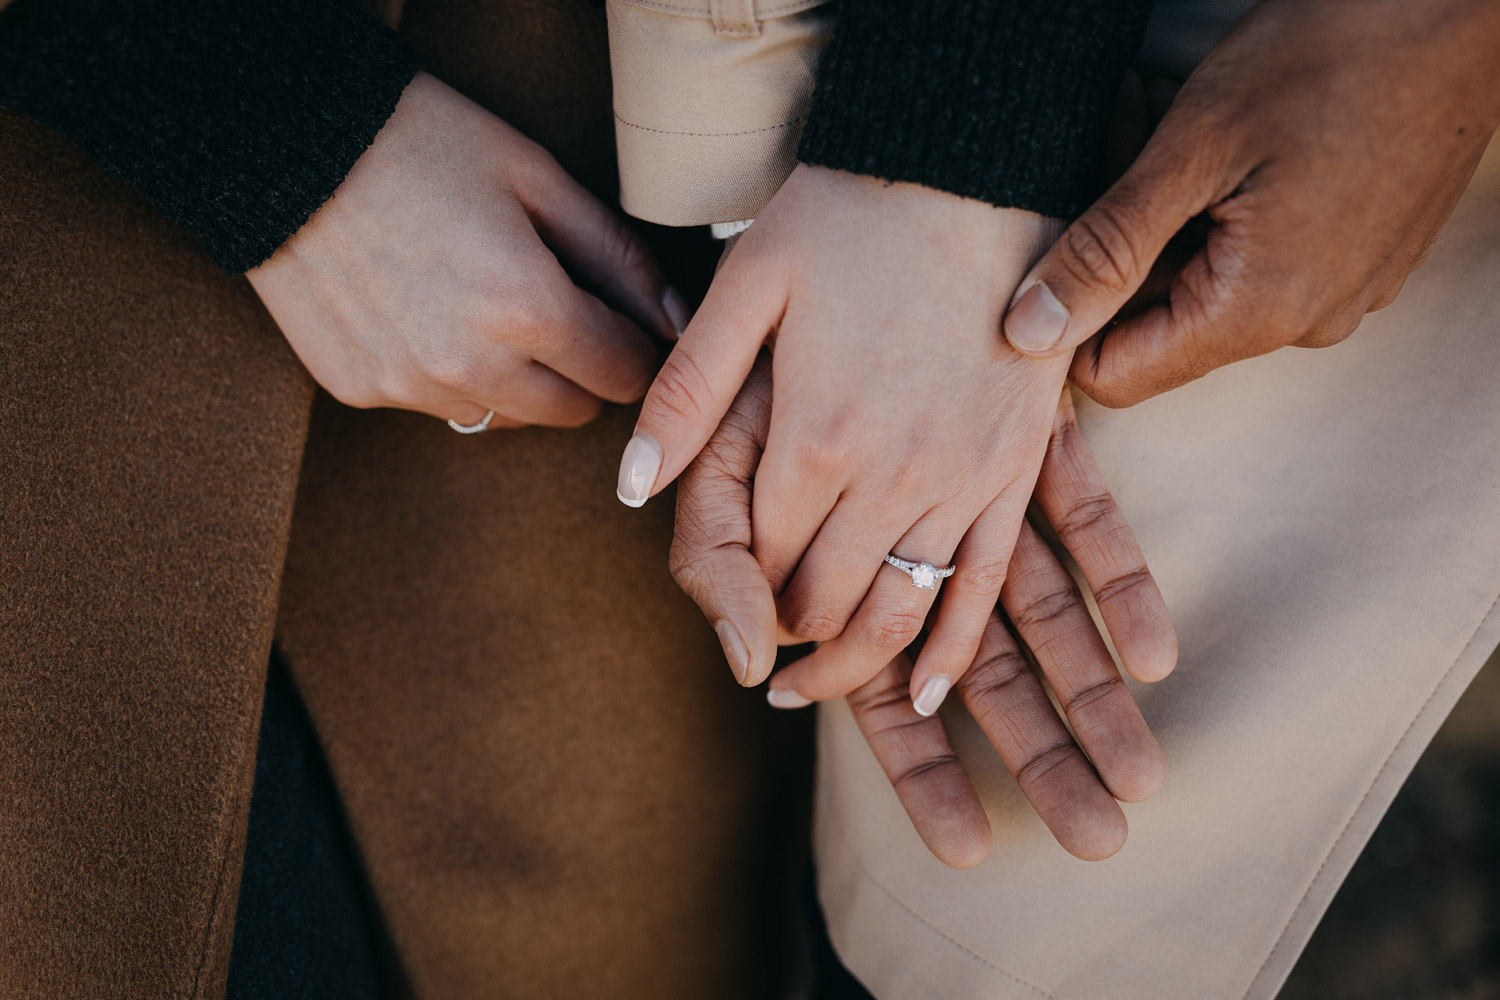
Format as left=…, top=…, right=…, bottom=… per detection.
left=1003, top=126, right=1222, bottom=359
left=616, top=259, right=780, bottom=508
left=667, top=360, right=778, bottom=686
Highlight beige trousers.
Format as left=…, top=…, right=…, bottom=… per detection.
left=606, top=1, right=1500, bottom=997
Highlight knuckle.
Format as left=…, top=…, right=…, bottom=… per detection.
left=598, top=214, right=654, bottom=280
left=960, top=557, right=1010, bottom=595
left=1060, top=202, right=1143, bottom=294
left=866, top=606, right=926, bottom=651
left=1014, top=740, right=1080, bottom=791
left=1009, top=586, right=1079, bottom=633
left=1053, top=492, right=1118, bottom=539
left=1063, top=675, right=1126, bottom=715
left=785, top=604, right=849, bottom=643
left=666, top=542, right=712, bottom=595
left=1091, top=567, right=1154, bottom=607
left=647, top=350, right=714, bottom=425
left=417, top=344, right=484, bottom=394
left=794, top=412, right=859, bottom=476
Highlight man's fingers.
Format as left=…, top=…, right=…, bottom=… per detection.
left=1067, top=243, right=1269, bottom=407
left=956, top=612, right=1127, bottom=861
left=669, top=360, right=778, bottom=685
left=514, top=154, right=684, bottom=341
left=1003, top=113, right=1228, bottom=360
left=847, top=654, right=991, bottom=869
left=1034, top=390, right=1176, bottom=681
left=1001, top=523, right=1166, bottom=804
left=617, top=262, right=780, bottom=508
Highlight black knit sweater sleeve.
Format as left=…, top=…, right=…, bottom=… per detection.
left=798, top=0, right=1152, bottom=219
left=0, top=0, right=421, bottom=272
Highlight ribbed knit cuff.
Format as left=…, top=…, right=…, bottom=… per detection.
left=0, top=0, right=421, bottom=272
left=797, top=0, right=1151, bottom=219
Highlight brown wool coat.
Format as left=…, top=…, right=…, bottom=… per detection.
left=0, top=1, right=812, bottom=997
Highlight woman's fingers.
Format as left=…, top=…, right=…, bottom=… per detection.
left=618, top=258, right=782, bottom=507
left=1033, top=389, right=1176, bottom=682
left=767, top=512, right=960, bottom=704
left=770, top=502, right=903, bottom=643
left=955, top=612, right=1128, bottom=861
left=668, top=360, right=780, bottom=686
left=481, top=361, right=604, bottom=429
left=1001, top=522, right=1166, bottom=803
left=511, top=148, right=683, bottom=342
left=527, top=269, right=659, bottom=404
left=846, top=653, right=991, bottom=869
left=908, top=491, right=1029, bottom=711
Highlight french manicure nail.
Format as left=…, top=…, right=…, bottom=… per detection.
left=913, top=676, right=953, bottom=717
left=766, top=688, right=813, bottom=710
left=1005, top=282, right=1070, bottom=353
left=715, top=619, right=751, bottom=685
left=616, top=432, right=662, bottom=508
left=661, top=286, right=691, bottom=340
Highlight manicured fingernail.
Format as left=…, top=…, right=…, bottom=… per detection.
left=1005, top=282, right=1070, bottom=353
left=766, top=688, right=812, bottom=710
left=715, top=619, right=751, bottom=685
left=616, top=432, right=662, bottom=508
left=661, top=286, right=691, bottom=340
left=912, top=676, right=953, bottom=717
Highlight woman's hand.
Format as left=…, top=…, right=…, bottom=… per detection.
left=669, top=356, right=1174, bottom=864
left=622, top=164, right=1168, bottom=715
left=248, top=72, right=684, bottom=429
left=1002, top=0, right=1500, bottom=405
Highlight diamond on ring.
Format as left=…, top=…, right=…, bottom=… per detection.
left=447, top=410, right=495, bottom=435
left=884, top=553, right=956, bottom=590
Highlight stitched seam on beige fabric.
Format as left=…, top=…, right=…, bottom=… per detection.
left=851, top=852, right=1059, bottom=999
left=614, top=113, right=805, bottom=138
left=1243, top=586, right=1500, bottom=997
left=616, top=0, right=824, bottom=19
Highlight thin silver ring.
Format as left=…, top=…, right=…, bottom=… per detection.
left=883, top=553, right=957, bottom=591
left=446, top=410, right=495, bottom=435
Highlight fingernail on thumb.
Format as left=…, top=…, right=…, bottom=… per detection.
left=616, top=432, right=662, bottom=508
left=661, top=286, right=691, bottom=340
left=714, top=618, right=752, bottom=685
left=913, top=676, right=953, bottom=717
left=1005, top=282, right=1070, bottom=354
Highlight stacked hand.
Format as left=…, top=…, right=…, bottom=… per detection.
left=670, top=356, right=1177, bottom=864
left=622, top=166, right=1178, bottom=864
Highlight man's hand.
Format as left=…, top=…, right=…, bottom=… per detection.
left=248, top=72, right=684, bottom=429
left=1002, top=0, right=1500, bottom=405
left=669, top=357, right=1175, bottom=864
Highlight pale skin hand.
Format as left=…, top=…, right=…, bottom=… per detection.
left=670, top=356, right=1175, bottom=863
left=1002, top=0, right=1500, bottom=404
left=621, top=164, right=1175, bottom=718
left=248, top=72, right=686, bottom=429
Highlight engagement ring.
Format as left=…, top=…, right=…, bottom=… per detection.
left=883, top=553, right=956, bottom=590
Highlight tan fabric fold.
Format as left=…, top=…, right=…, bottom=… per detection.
left=607, top=0, right=834, bottom=226
left=815, top=135, right=1500, bottom=1000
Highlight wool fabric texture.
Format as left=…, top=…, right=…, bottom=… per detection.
left=798, top=0, right=1153, bottom=217
left=0, top=0, right=421, bottom=272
